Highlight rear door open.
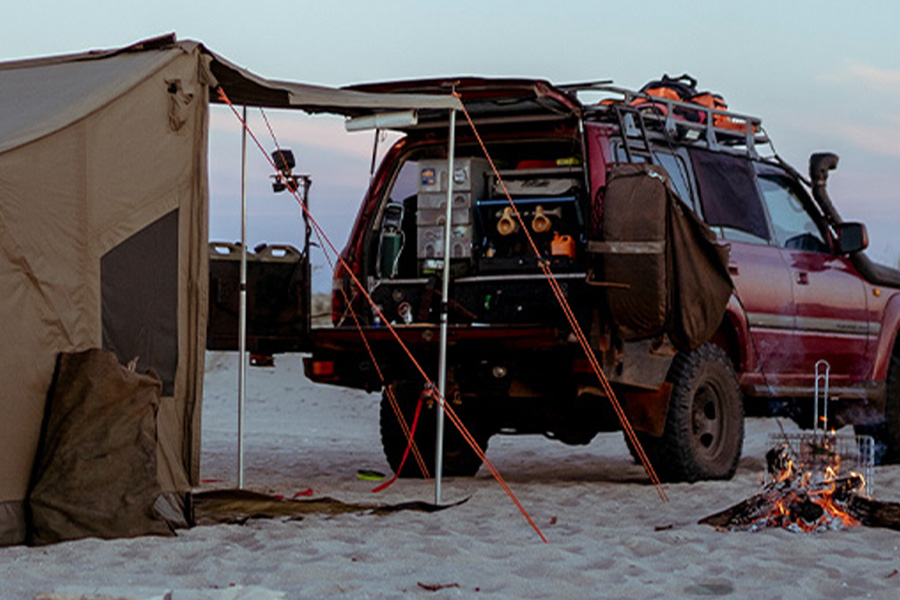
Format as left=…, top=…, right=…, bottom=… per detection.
left=205, top=76, right=584, bottom=355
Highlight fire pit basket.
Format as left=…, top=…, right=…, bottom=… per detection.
left=766, top=432, right=875, bottom=498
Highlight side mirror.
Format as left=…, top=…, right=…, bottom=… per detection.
left=836, top=222, right=868, bottom=254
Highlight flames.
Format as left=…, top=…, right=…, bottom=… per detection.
left=700, top=418, right=882, bottom=534
left=734, top=438, right=867, bottom=533
left=709, top=361, right=880, bottom=532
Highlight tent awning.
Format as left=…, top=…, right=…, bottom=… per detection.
left=0, top=34, right=461, bottom=155
left=203, top=44, right=461, bottom=115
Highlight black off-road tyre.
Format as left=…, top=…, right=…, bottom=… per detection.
left=629, top=343, right=744, bottom=483
left=855, top=353, right=900, bottom=464
left=379, top=382, right=490, bottom=478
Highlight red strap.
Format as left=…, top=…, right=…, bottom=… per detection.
left=372, top=394, right=425, bottom=493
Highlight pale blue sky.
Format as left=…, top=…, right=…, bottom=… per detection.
left=3, top=1, right=899, bottom=287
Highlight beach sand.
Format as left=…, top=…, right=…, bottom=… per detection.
left=2, top=351, right=899, bottom=599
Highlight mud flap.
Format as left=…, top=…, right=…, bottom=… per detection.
left=623, top=383, right=673, bottom=437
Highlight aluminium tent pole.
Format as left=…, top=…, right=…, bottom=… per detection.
left=237, top=105, right=249, bottom=490
left=435, top=107, right=457, bottom=505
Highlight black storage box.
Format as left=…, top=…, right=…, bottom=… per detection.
left=207, top=242, right=309, bottom=354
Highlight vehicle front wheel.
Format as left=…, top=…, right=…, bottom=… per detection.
left=631, top=343, right=744, bottom=483
left=379, top=382, right=490, bottom=478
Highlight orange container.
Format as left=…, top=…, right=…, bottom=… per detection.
left=551, top=233, right=575, bottom=258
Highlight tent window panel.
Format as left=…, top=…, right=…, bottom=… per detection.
left=101, top=210, right=178, bottom=395
left=689, top=148, right=770, bottom=243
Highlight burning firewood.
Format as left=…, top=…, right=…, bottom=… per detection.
left=700, top=436, right=900, bottom=533
left=700, top=484, right=900, bottom=533
left=699, top=475, right=866, bottom=532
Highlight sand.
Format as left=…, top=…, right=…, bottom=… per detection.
left=2, top=351, right=899, bottom=599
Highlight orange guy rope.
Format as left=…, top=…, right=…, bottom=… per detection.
left=311, top=224, right=432, bottom=481
left=454, top=92, right=668, bottom=502
left=258, top=104, right=430, bottom=480
left=217, top=88, right=548, bottom=542
left=314, top=227, right=431, bottom=480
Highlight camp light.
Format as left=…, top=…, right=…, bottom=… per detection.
left=344, top=109, right=418, bottom=132
left=271, top=149, right=305, bottom=193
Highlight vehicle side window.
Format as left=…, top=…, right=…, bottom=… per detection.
left=611, top=142, right=696, bottom=210
left=689, top=148, right=771, bottom=244
left=756, top=170, right=829, bottom=253
left=611, top=141, right=648, bottom=164
left=654, top=151, right=696, bottom=210
left=386, top=159, right=419, bottom=211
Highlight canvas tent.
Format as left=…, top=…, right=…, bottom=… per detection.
left=0, top=34, right=460, bottom=545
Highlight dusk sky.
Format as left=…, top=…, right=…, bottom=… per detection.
left=3, top=1, right=898, bottom=289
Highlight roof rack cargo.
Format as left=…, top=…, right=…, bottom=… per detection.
left=564, top=82, right=771, bottom=159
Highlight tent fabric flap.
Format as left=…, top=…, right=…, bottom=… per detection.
left=0, top=502, right=26, bottom=547
left=28, top=349, right=186, bottom=546
left=595, top=164, right=670, bottom=339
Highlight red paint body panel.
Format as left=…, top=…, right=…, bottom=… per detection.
left=726, top=241, right=797, bottom=382
left=784, top=250, right=870, bottom=385
left=584, top=122, right=614, bottom=207
left=871, top=292, right=900, bottom=380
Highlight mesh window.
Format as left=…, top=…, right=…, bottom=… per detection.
left=689, top=148, right=769, bottom=242
left=101, top=210, right=178, bottom=395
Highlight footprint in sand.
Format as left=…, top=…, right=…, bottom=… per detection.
left=683, top=580, right=735, bottom=596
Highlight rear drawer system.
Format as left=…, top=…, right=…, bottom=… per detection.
left=371, top=156, right=590, bottom=328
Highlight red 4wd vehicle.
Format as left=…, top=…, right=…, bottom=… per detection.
left=211, top=76, right=900, bottom=483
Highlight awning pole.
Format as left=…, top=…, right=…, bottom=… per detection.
left=237, top=105, right=249, bottom=490
left=435, top=107, right=457, bottom=505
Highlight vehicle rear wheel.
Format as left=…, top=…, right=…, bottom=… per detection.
left=855, top=353, right=900, bottom=464
left=379, top=382, right=490, bottom=478
left=629, top=343, right=743, bottom=482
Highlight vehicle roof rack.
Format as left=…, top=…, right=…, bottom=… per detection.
left=563, top=82, right=772, bottom=159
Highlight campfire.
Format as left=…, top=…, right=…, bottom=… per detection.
left=703, top=432, right=870, bottom=532
left=701, top=430, right=900, bottom=533
left=701, top=362, right=900, bottom=533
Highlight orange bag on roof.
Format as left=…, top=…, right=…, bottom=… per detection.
left=634, top=74, right=698, bottom=103
left=629, top=74, right=702, bottom=122
left=609, top=74, right=758, bottom=135
left=690, top=92, right=756, bottom=134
